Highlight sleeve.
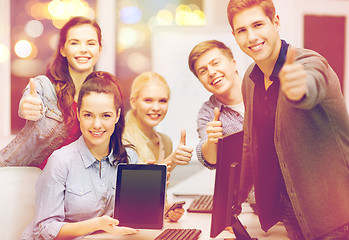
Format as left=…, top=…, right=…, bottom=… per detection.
left=196, top=101, right=216, bottom=170
left=32, top=152, right=69, bottom=240
left=287, top=49, right=330, bottom=110
left=238, top=75, right=254, bottom=205
left=18, top=75, right=47, bottom=118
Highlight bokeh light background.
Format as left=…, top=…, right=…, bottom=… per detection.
left=8, top=0, right=205, bottom=133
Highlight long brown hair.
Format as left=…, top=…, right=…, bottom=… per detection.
left=46, top=16, right=102, bottom=128
left=78, top=71, right=129, bottom=165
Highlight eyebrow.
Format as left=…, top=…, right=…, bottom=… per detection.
left=67, top=39, right=98, bottom=42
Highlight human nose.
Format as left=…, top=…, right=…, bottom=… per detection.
left=93, top=117, right=102, bottom=128
left=80, top=43, right=88, bottom=52
left=151, top=102, right=160, bottom=111
left=207, top=65, right=216, bottom=77
left=247, top=28, right=258, bottom=43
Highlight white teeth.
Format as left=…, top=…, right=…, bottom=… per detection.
left=148, top=114, right=160, bottom=119
left=91, top=131, right=103, bottom=137
left=76, top=57, right=89, bottom=62
left=251, top=43, right=263, bottom=51
left=212, top=78, right=222, bottom=85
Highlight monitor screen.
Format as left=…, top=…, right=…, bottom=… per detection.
left=210, top=130, right=252, bottom=239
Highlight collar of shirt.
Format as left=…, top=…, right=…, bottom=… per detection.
left=249, top=40, right=289, bottom=83
left=209, top=95, right=229, bottom=110
left=76, top=136, right=115, bottom=168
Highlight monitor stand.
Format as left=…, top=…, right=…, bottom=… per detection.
left=230, top=207, right=258, bottom=240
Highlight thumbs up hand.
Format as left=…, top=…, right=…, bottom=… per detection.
left=18, top=78, right=44, bottom=121
left=279, top=47, right=307, bottom=101
left=173, top=129, right=193, bottom=165
left=206, top=107, right=223, bottom=144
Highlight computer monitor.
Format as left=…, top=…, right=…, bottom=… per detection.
left=210, top=130, right=257, bottom=240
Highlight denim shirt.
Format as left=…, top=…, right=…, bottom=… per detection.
left=0, top=75, right=69, bottom=167
left=21, top=136, right=139, bottom=240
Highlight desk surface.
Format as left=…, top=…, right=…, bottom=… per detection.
left=84, top=168, right=289, bottom=240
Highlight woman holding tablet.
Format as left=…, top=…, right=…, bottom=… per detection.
left=22, top=72, right=138, bottom=239
left=123, top=71, right=193, bottom=222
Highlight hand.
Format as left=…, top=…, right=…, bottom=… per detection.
left=19, top=78, right=44, bottom=121
left=99, top=216, right=138, bottom=235
left=165, top=207, right=185, bottom=222
left=147, top=160, right=172, bottom=187
left=173, top=129, right=193, bottom=165
left=279, top=47, right=307, bottom=101
left=206, top=107, right=223, bottom=144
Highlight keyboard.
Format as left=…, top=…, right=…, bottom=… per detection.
left=187, top=195, right=213, bottom=213
left=155, top=228, right=202, bottom=240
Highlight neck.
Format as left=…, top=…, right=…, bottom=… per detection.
left=216, top=75, right=243, bottom=105
left=136, top=117, right=155, bottom=140
left=255, top=39, right=282, bottom=78
left=69, top=68, right=93, bottom=102
left=85, top=138, right=110, bottom=162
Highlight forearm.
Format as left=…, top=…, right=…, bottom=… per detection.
left=201, top=140, right=217, bottom=165
left=56, top=218, right=101, bottom=239
left=164, top=153, right=177, bottom=171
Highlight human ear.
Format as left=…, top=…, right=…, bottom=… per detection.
left=274, top=14, right=281, bottom=32
left=115, top=108, right=121, bottom=123
left=130, top=97, right=137, bottom=110
left=60, top=47, right=66, bottom=57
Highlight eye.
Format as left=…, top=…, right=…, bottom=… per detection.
left=159, top=99, right=168, bottom=104
left=103, top=113, right=112, bottom=118
left=213, top=60, right=220, bottom=66
left=69, top=41, right=78, bottom=45
left=88, top=41, right=97, bottom=46
left=83, top=113, right=92, bottom=118
left=198, top=68, right=207, bottom=75
left=253, top=23, right=263, bottom=28
left=236, top=29, right=246, bottom=35
left=144, top=98, right=152, bottom=103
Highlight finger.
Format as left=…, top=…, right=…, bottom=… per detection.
left=29, top=78, right=38, bottom=97
left=179, top=129, right=186, bottom=145
left=146, top=160, right=156, bottom=165
left=213, top=107, right=220, bottom=121
left=285, top=47, right=296, bottom=65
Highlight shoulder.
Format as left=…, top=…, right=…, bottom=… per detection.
left=47, top=141, right=79, bottom=167
left=198, top=95, right=216, bottom=115
left=126, top=147, right=139, bottom=164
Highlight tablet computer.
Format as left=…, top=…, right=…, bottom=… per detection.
left=114, top=164, right=167, bottom=229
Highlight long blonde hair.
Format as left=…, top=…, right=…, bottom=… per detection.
left=123, top=72, right=170, bottom=163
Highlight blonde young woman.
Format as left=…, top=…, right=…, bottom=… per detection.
left=123, top=71, right=193, bottom=222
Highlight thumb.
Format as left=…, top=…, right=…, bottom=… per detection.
left=285, top=47, right=296, bottom=65
left=213, top=107, right=220, bottom=121
left=29, top=78, right=38, bottom=97
left=179, top=129, right=186, bottom=145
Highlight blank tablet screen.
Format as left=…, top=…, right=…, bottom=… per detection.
left=114, top=164, right=166, bottom=229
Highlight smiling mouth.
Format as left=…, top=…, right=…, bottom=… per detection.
left=249, top=42, right=264, bottom=52
left=148, top=114, right=161, bottom=120
left=90, top=131, right=104, bottom=137
left=76, top=57, right=91, bottom=63
left=211, top=77, right=223, bottom=86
